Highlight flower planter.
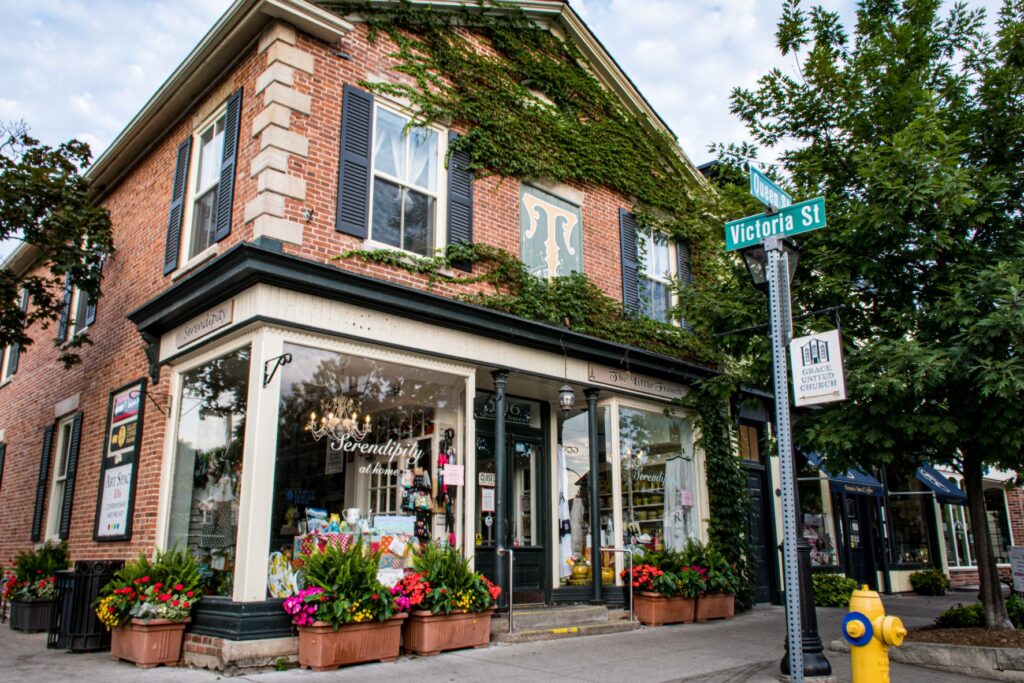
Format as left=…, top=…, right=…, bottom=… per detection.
left=403, top=608, right=494, bottom=655
left=632, top=592, right=695, bottom=626
left=695, top=593, right=735, bottom=622
left=297, top=613, right=407, bottom=671
left=9, top=598, right=56, bottom=633
left=110, top=618, right=189, bottom=668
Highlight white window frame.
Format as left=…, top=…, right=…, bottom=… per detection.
left=0, top=345, right=14, bottom=383
left=176, top=106, right=228, bottom=275
left=45, top=414, right=76, bottom=541
left=68, top=286, right=91, bottom=339
left=941, top=473, right=1014, bottom=569
left=366, top=102, right=449, bottom=257
left=637, top=228, right=678, bottom=325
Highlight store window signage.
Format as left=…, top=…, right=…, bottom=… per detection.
left=789, top=329, right=846, bottom=407
left=474, top=395, right=533, bottom=425
left=587, top=364, right=688, bottom=401
left=94, top=379, right=146, bottom=542
left=520, top=185, right=583, bottom=279
left=175, top=300, right=233, bottom=348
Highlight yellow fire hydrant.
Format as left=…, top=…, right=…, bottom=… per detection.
left=842, top=585, right=907, bottom=683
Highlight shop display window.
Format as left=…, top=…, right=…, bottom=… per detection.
left=798, top=463, right=838, bottom=567
left=985, top=487, right=1013, bottom=564
left=618, top=407, right=697, bottom=552
left=886, top=469, right=932, bottom=565
left=167, top=346, right=251, bottom=596
left=266, top=343, right=462, bottom=598
left=554, top=407, right=609, bottom=583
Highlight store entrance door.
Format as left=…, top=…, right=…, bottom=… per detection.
left=507, top=436, right=547, bottom=604
left=746, top=466, right=778, bottom=603
left=836, top=493, right=878, bottom=589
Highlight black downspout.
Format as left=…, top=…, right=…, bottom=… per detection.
left=493, top=370, right=510, bottom=610
left=586, top=388, right=603, bottom=604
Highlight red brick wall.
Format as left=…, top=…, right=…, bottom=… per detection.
left=0, top=17, right=636, bottom=570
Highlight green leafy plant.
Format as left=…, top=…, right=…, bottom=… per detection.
left=95, top=547, right=203, bottom=629
left=811, top=573, right=859, bottom=608
left=407, top=542, right=499, bottom=614
left=909, top=568, right=952, bottom=596
left=2, top=541, right=68, bottom=601
left=1006, top=594, right=1024, bottom=628
left=935, top=602, right=984, bottom=628
left=300, top=540, right=394, bottom=626
left=681, top=538, right=739, bottom=595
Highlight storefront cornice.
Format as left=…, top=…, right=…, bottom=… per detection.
left=128, top=241, right=720, bottom=385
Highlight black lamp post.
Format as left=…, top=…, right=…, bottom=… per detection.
left=741, top=239, right=831, bottom=680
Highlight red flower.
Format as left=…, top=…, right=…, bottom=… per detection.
left=36, top=570, right=42, bottom=574
left=154, top=582, right=163, bottom=589
left=108, top=606, right=115, bottom=613
left=140, top=576, right=150, bottom=583
left=183, top=601, right=189, bottom=608
left=186, top=591, right=194, bottom=597
left=371, top=593, right=379, bottom=601
left=174, top=583, right=184, bottom=591
left=172, top=600, right=180, bottom=607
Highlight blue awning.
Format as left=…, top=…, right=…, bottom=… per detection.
left=916, top=463, right=968, bottom=506
left=805, top=452, right=884, bottom=497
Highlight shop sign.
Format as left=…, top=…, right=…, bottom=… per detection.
left=474, top=396, right=533, bottom=425
left=443, top=464, right=464, bottom=486
left=587, top=364, right=687, bottom=401
left=481, top=487, right=495, bottom=512
left=94, top=379, right=146, bottom=542
left=479, top=472, right=496, bottom=486
left=789, top=329, right=847, bottom=407
left=175, top=300, right=233, bottom=348
left=1010, top=547, right=1024, bottom=592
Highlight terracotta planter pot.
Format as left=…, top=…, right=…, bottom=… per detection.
left=632, top=592, right=696, bottom=626
left=297, top=613, right=407, bottom=671
left=695, top=593, right=735, bottom=622
left=9, top=598, right=56, bottom=633
left=403, top=608, right=494, bottom=655
left=110, top=618, right=189, bottom=668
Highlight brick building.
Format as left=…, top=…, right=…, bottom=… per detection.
left=0, top=0, right=730, bottom=668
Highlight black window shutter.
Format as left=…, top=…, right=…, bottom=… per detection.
left=56, top=274, right=73, bottom=343
left=0, top=443, right=6, bottom=494
left=7, top=288, right=29, bottom=375
left=619, top=209, right=640, bottom=314
left=214, top=87, right=243, bottom=243
left=676, top=238, right=694, bottom=331
left=31, top=425, right=54, bottom=542
left=447, top=132, right=475, bottom=272
left=58, top=412, right=83, bottom=540
left=335, top=84, right=374, bottom=238
left=164, top=136, right=193, bottom=275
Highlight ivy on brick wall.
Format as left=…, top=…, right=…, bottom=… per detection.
left=324, top=0, right=752, bottom=601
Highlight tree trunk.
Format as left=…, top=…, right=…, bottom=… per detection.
left=963, top=451, right=1013, bottom=629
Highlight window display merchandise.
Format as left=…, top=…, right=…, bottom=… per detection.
left=266, top=343, right=464, bottom=597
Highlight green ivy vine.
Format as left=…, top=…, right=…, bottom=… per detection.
left=324, top=0, right=751, bottom=605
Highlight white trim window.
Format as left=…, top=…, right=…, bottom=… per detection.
left=185, top=111, right=227, bottom=261
left=369, top=106, right=445, bottom=256
left=70, top=287, right=91, bottom=337
left=0, top=345, right=15, bottom=382
left=638, top=229, right=675, bottom=324
left=46, top=415, right=76, bottom=540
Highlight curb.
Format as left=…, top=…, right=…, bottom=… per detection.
left=830, top=638, right=1024, bottom=681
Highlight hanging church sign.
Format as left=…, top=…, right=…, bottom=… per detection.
left=789, top=329, right=847, bottom=406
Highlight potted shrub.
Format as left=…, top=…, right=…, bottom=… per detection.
left=6, top=541, right=68, bottom=632
left=686, top=541, right=737, bottom=621
left=393, top=542, right=499, bottom=656
left=909, top=568, right=952, bottom=596
left=96, top=547, right=201, bottom=668
left=284, top=540, right=405, bottom=671
left=622, top=561, right=701, bottom=626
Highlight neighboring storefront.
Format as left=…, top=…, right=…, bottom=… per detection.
left=130, top=243, right=715, bottom=636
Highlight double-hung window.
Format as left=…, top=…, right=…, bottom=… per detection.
left=369, top=107, right=441, bottom=256
left=46, top=415, right=75, bottom=540
left=188, top=113, right=227, bottom=259
left=71, top=288, right=91, bottom=337
left=638, top=230, right=675, bottom=323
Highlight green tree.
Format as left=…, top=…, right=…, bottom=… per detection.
left=0, top=122, right=113, bottom=367
left=692, top=0, right=1024, bottom=627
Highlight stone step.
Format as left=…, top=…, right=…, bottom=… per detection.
left=491, top=604, right=611, bottom=632
left=491, top=617, right=641, bottom=644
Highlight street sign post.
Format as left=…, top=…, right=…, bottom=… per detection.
left=725, top=197, right=826, bottom=251
left=749, top=165, right=792, bottom=211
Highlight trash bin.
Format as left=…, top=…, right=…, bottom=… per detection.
left=47, top=560, right=124, bottom=652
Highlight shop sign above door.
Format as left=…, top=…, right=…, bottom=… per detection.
left=175, top=300, right=234, bottom=348
left=789, top=328, right=847, bottom=406
left=587, top=364, right=687, bottom=401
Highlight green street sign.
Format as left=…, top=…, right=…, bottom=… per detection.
left=749, top=165, right=792, bottom=210
left=725, top=196, right=826, bottom=252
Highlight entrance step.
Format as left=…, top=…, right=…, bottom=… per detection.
left=490, top=606, right=640, bottom=643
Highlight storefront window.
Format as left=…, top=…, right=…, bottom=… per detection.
left=888, top=492, right=931, bottom=564
left=618, top=407, right=696, bottom=551
left=942, top=499, right=974, bottom=568
left=556, top=407, right=609, bottom=576
left=985, top=488, right=1013, bottom=565
left=798, top=461, right=838, bottom=567
left=267, top=343, right=462, bottom=597
left=168, top=346, right=251, bottom=596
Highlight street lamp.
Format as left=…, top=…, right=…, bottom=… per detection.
left=741, top=237, right=831, bottom=681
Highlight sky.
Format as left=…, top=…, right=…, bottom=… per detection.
left=0, top=0, right=1005, bottom=174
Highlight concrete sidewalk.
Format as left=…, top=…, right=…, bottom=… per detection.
left=0, top=593, right=984, bottom=682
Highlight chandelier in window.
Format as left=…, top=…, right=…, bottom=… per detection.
left=306, top=396, right=372, bottom=444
